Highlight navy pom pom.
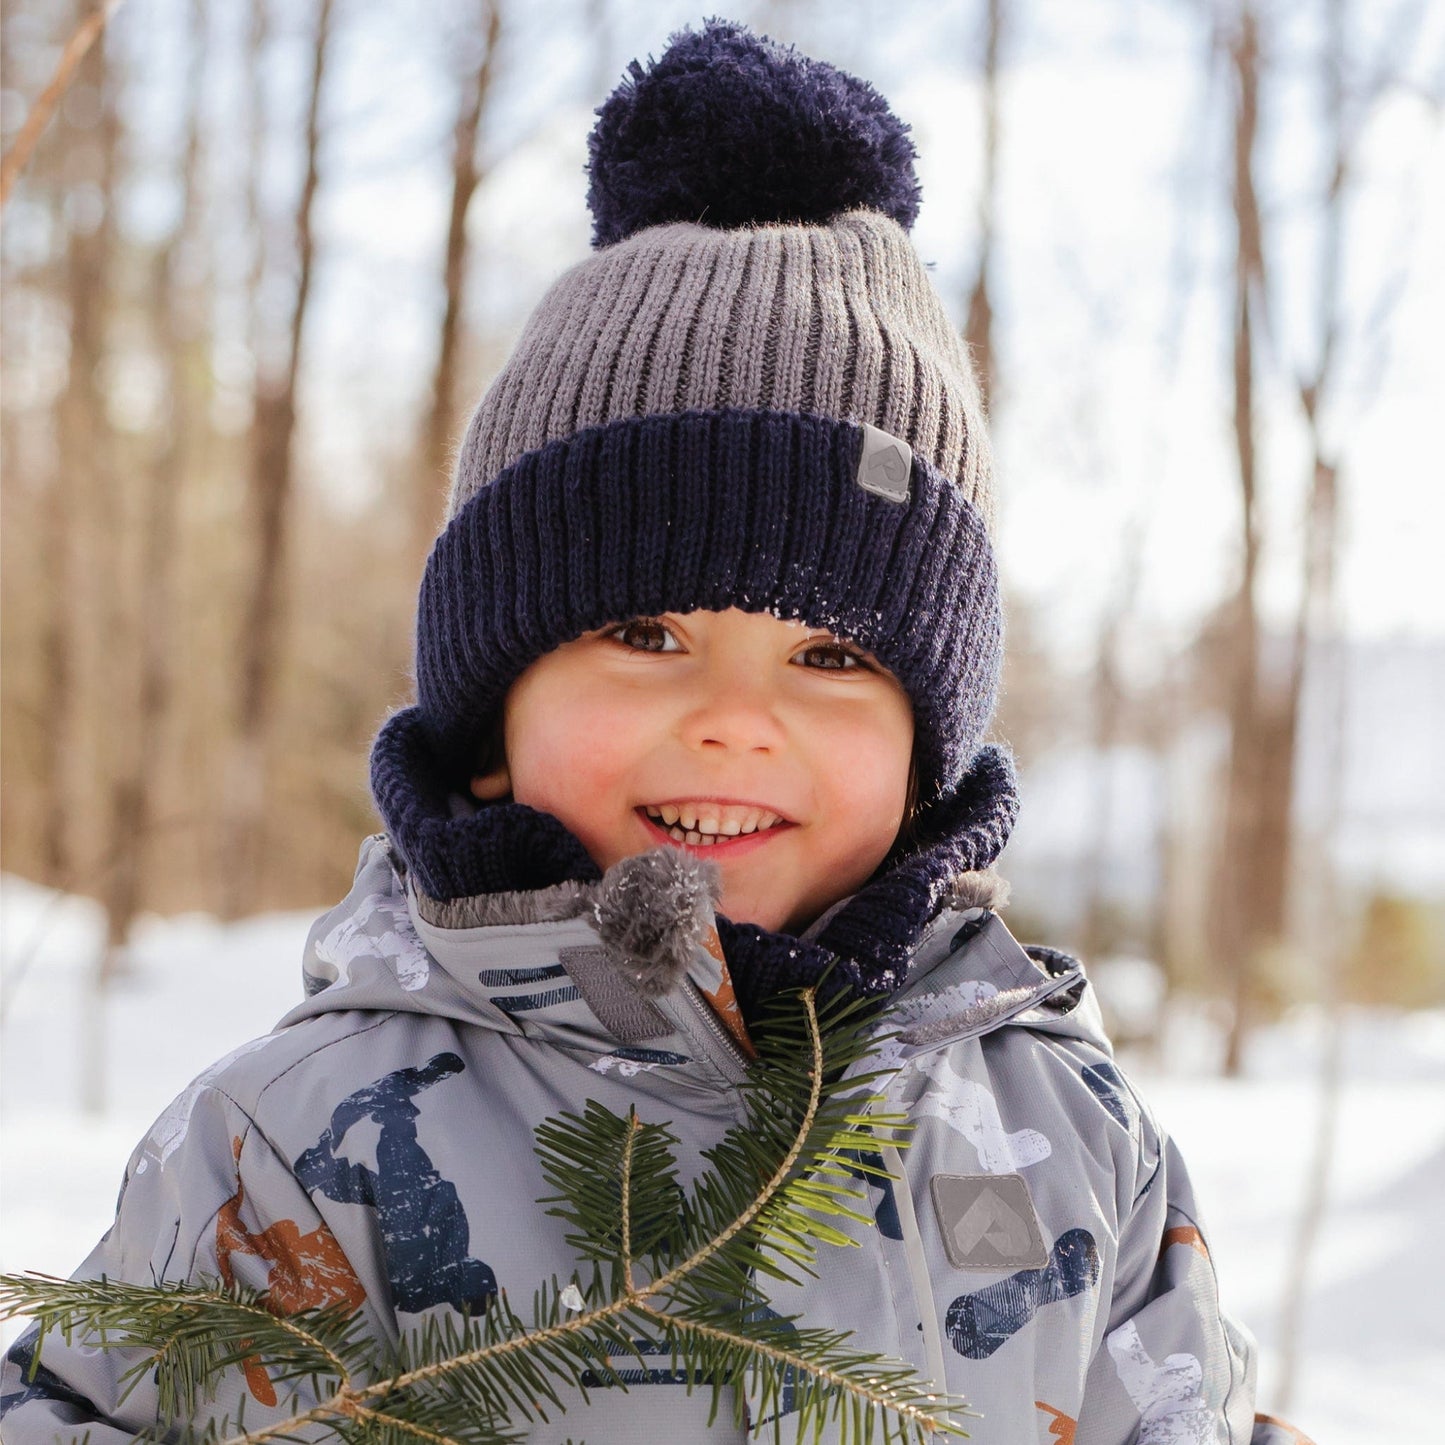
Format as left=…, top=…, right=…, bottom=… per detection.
left=587, top=19, right=921, bottom=248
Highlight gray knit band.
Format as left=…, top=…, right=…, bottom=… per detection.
left=448, top=211, right=994, bottom=535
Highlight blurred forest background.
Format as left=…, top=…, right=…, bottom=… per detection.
left=2, top=0, right=1442, bottom=1076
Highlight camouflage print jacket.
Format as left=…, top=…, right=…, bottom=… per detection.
left=2, top=836, right=1309, bottom=1444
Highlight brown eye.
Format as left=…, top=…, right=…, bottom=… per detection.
left=608, top=618, right=679, bottom=653
left=798, top=641, right=865, bottom=671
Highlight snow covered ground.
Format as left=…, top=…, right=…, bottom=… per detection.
left=2, top=872, right=1442, bottom=1442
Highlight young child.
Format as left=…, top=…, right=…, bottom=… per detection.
left=2, top=22, right=1305, bottom=1444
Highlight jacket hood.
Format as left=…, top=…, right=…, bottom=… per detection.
left=280, top=835, right=1110, bottom=1073
left=368, top=707, right=1022, bottom=1023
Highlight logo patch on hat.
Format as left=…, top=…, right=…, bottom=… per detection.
left=857, top=423, right=912, bottom=503
left=931, top=1173, right=1048, bottom=1270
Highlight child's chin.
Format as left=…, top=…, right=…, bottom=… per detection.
left=718, top=893, right=807, bottom=936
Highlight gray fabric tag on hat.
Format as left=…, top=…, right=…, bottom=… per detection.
left=931, top=1173, right=1049, bottom=1270
left=856, top=424, right=912, bottom=503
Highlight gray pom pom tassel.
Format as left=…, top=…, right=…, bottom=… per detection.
left=593, top=848, right=721, bottom=998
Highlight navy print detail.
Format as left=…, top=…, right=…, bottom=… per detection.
left=493, top=984, right=582, bottom=1013
left=1, top=1324, right=99, bottom=1419
left=950, top=913, right=991, bottom=952
left=592, top=1047, right=692, bottom=1079
left=294, top=1052, right=497, bottom=1316
left=945, top=1229, right=1100, bottom=1360
left=843, top=1150, right=902, bottom=1240
left=744, top=1306, right=799, bottom=1425
left=580, top=1336, right=705, bottom=1387
left=477, top=964, right=568, bottom=987
left=1081, top=1062, right=1133, bottom=1130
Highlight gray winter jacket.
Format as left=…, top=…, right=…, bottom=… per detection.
left=2, top=837, right=1303, bottom=1444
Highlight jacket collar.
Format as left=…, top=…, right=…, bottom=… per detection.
left=287, top=834, right=1099, bottom=1097
left=369, top=706, right=1020, bottom=1021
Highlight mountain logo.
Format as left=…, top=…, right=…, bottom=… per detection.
left=931, top=1173, right=1048, bottom=1270
left=856, top=424, right=913, bottom=503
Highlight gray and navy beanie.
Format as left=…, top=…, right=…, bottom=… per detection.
left=371, top=21, right=1017, bottom=997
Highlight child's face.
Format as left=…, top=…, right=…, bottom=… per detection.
left=471, top=607, right=914, bottom=933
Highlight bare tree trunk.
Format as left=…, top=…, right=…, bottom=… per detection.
left=53, top=0, right=121, bottom=1115
left=1216, top=4, right=1268, bottom=1076
left=42, top=2, right=118, bottom=895
left=99, top=0, right=206, bottom=966
left=963, top=0, right=1002, bottom=412
left=38, top=393, right=74, bottom=888
left=224, top=0, right=333, bottom=914
left=1276, top=0, right=1350, bottom=1400
left=0, top=0, right=124, bottom=209
left=414, top=0, right=502, bottom=569
left=211, top=0, right=266, bottom=905
left=1081, top=621, right=1123, bottom=961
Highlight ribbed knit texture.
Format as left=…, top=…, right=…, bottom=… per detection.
left=414, top=408, right=1001, bottom=803
left=371, top=711, right=1019, bottom=1024
left=446, top=211, right=992, bottom=533
left=374, top=24, right=1016, bottom=998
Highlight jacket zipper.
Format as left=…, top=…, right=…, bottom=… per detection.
left=678, top=975, right=752, bottom=1081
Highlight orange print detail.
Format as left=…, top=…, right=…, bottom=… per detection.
left=215, top=1138, right=366, bottom=1406
left=1255, top=1413, right=1318, bottom=1444
left=699, top=924, right=756, bottom=1057
left=1034, top=1401, right=1077, bottom=1443
left=1160, top=1225, right=1209, bottom=1260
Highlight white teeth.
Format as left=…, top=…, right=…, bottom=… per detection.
left=646, top=803, right=788, bottom=843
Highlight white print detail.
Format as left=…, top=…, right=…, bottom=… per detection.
left=591, top=1054, right=663, bottom=1078
left=135, top=1035, right=277, bottom=1173
left=870, top=980, right=1004, bottom=1078
left=911, top=1051, right=1052, bottom=1173
left=560, top=1283, right=586, bottom=1313
left=1106, top=1321, right=1212, bottom=1444
left=313, top=891, right=430, bottom=992
left=871, top=1037, right=910, bottom=1074
left=890, top=978, right=1002, bottom=1033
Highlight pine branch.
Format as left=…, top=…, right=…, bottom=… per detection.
left=1, top=987, right=969, bottom=1442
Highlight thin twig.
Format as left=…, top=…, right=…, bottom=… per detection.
left=630, top=1302, right=953, bottom=1432
left=212, top=1403, right=339, bottom=1445
left=172, top=992, right=948, bottom=1444
left=347, top=1291, right=634, bottom=1406
left=203, top=1294, right=353, bottom=1386
left=0, top=0, right=126, bottom=210
left=346, top=1401, right=465, bottom=1445
left=646, top=988, right=826, bottom=1296
left=215, top=988, right=833, bottom=1442
left=620, top=1109, right=639, bottom=1291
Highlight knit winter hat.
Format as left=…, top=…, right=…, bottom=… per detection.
left=375, top=20, right=1009, bottom=901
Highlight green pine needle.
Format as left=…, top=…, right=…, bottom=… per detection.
left=1, top=986, right=970, bottom=1442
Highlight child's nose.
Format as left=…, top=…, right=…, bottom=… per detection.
left=677, top=668, right=789, bottom=755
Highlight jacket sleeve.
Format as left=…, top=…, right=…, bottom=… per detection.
left=1078, top=1111, right=1296, bottom=1445
left=0, top=1081, right=379, bottom=1443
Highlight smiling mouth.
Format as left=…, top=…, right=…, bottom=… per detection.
left=639, top=802, right=789, bottom=847
left=635, top=809, right=791, bottom=849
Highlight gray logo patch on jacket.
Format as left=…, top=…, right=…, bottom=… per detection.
left=930, top=1173, right=1048, bottom=1270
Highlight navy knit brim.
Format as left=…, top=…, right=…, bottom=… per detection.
left=412, top=407, right=1001, bottom=803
